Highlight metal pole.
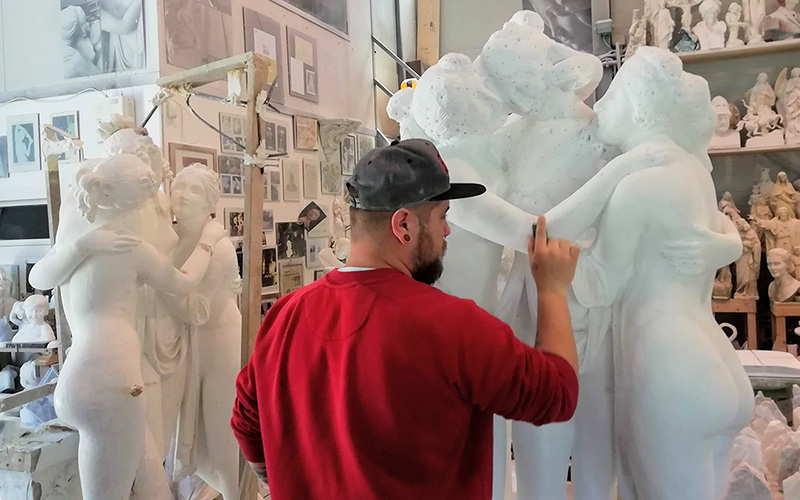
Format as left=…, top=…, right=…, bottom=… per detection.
left=372, top=36, right=421, bottom=80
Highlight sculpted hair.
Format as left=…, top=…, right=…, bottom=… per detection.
left=174, top=163, right=221, bottom=213
left=75, top=166, right=103, bottom=223
left=770, top=248, right=795, bottom=274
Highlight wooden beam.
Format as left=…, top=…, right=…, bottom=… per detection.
left=417, top=0, right=441, bottom=67
left=157, top=52, right=276, bottom=92
left=0, top=382, right=57, bottom=413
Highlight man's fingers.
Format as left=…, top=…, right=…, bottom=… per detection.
left=528, top=235, right=536, bottom=255
left=535, top=216, right=547, bottom=249
left=569, top=245, right=580, bottom=261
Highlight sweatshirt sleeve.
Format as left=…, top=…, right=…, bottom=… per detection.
left=453, top=306, right=579, bottom=425
left=231, top=359, right=266, bottom=464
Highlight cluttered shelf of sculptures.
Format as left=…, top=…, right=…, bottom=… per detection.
left=679, top=38, right=800, bottom=64
left=710, top=143, right=800, bottom=156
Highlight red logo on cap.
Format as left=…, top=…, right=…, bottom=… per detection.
left=436, top=153, right=449, bottom=174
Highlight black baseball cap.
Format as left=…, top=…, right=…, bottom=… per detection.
left=346, top=139, right=486, bottom=211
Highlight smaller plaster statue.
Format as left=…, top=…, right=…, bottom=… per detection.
left=778, top=68, right=800, bottom=143
left=727, top=3, right=748, bottom=46
left=710, top=96, right=742, bottom=149
left=768, top=248, right=800, bottom=301
left=735, top=218, right=761, bottom=298
left=792, top=246, right=800, bottom=280
left=9, top=295, right=55, bottom=344
left=693, top=0, right=727, bottom=49
left=750, top=186, right=773, bottom=220
left=763, top=0, right=800, bottom=38
left=739, top=73, right=785, bottom=147
left=626, top=9, right=647, bottom=59
left=770, top=171, right=798, bottom=218
left=714, top=265, right=735, bottom=299
left=752, top=206, right=798, bottom=253
left=720, top=191, right=742, bottom=215
left=652, top=0, right=677, bottom=49
left=744, top=0, right=767, bottom=43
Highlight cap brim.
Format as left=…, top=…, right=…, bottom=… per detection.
left=430, top=183, right=487, bottom=202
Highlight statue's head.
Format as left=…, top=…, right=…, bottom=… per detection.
left=711, top=96, right=732, bottom=134
left=102, top=121, right=168, bottom=185
left=171, top=163, right=220, bottom=220
left=595, top=48, right=715, bottom=155
left=768, top=248, right=794, bottom=279
left=728, top=3, right=742, bottom=15
left=757, top=72, right=769, bottom=84
left=778, top=171, right=790, bottom=184
left=386, top=88, right=432, bottom=141
left=23, top=295, right=48, bottom=322
left=75, top=153, right=158, bottom=222
left=412, top=53, right=507, bottom=147
left=792, top=67, right=800, bottom=79
left=778, top=207, right=790, bottom=220
left=699, top=0, right=721, bottom=22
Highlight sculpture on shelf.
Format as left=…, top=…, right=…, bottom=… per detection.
left=720, top=191, right=742, bottom=216
left=763, top=0, right=800, bottom=38
left=28, top=152, right=225, bottom=500
left=652, top=0, right=676, bottom=50
left=168, top=164, right=241, bottom=498
left=735, top=218, right=761, bottom=298
left=743, top=0, right=767, bottom=43
left=779, top=68, right=800, bottom=144
left=770, top=171, right=798, bottom=218
left=727, top=3, right=748, bottom=47
left=792, top=246, right=800, bottom=279
left=751, top=206, right=798, bottom=252
left=693, top=0, right=727, bottom=49
left=768, top=248, right=800, bottom=301
left=0, top=268, right=18, bottom=343
left=544, top=47, right=753, bottom=500
left=714, top=265, right=734, bottom=299
left=739, top=73, right=785, bottom=147
left=709, top=96, right=742, bottom=149
left=626, top=9, right=647, bottom=59
left=8, top=295, right=55, bottom=344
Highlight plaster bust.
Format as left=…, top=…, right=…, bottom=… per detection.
left=709, top=96, right=741, bottom=149
left=9, top=295, right=55, bottom=344
left=763, top=0, right=800, bottom=35
left=693, top=0, right=728, bottom=49
left=768, top=248, right=800, bottom=301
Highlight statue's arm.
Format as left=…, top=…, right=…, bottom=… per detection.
left=99, top=0, right=142, bottom=34
left=448, top=193, right=536, bottom=254
left=136, top=233, right=220, bottom=297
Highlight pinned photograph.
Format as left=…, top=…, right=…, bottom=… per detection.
left=218, top=155, right=244, bottom=196
left=294, top=116, right=318, bottom=151
left=282, top=159, right=302, bottom=202
left=303, top=158, right=319, bottom=198
left=320, top=159, right=342, bottom=195
left=276, top=222, right=306, bottom=260
left=314, top=270, right=326, bottom=281
left=0, top=137, right=8, bottom=179
left=261, top=295, right=278, bottom=320
left=279, top=262, right=304, bottom=296
left=306, top=238, right=326, bottom=269
left=263, top=209, right=275, bottom=232
left=261, top=247, right=279, bottom=294
left=7, top=114, right=41, bottom=173
left=357, top=133, right=377, bottom=162
left=265, top=122, right=277, bottom=151
left=340, top=134, right=357, bottom=176
left=164, top=0, right=233, bottom=70
left=264, top=167, right=281, bottom=202
left=170, top=143, right=217, bottom=175
left=277, top=126, right=288, bottom=153
left=298, top=202, right=327, bottom=232
left=50, top=112, right=82, bottom=163
left=219, top=113, right=246, bottom=154
left=305, top=69, right=317, bottom=96
left=225, top=209, right=245, bottom=238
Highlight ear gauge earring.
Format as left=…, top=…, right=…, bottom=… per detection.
left=403, top=235, right=411, bottom=242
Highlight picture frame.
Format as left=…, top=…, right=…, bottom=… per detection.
left=276, top=222, right=306, bottom=260
left=7, top=114, right=41, bottom=173
left=314, top=270, right=326, bottom=281
left=282, top=159, right=302, bottom=202
left=165, top=0, right=232, bottom=70
left=287, top=27, right=320, bottom=103
left=320, top=159, right=342, bottom=195
left=340, top=134, right=357, bottom=176
left=298, top=201, right=327, bottom=232
left=264, top=163, right=281, bottom=202
left=243, top=8, right=285, bottom=104
left=218, top=155, right=244, bottom=196
left=261, top=294, right=279, bottom=320
left=269, top=0, right=348, bottom=39
left=0, top=264, right=20, bottom=300
left=225, top=208, right=246, bottom=238
left=50, top=111, right=82, bottom=164
left=306, top=238, right=326, bottom=269
left=279, top=262, right=304, bottom=296
left=263, top=209, right=275, bottom=232
left=169, top=143, right=218, bottom=176
left=0, top=137, right=9, bottom=179
left=294, top=116, right=318, bottom=151
left=302, top=158, right=319, bottom=198
left=357, top=133, right=377, bottom=162
left=219, top=113, right=246, bottom=155
left=261, top=247, right=279, bottom=295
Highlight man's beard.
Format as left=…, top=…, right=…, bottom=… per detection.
left=411, top=231, right=446, bottom=286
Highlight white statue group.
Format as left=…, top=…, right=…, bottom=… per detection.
left=28, top=117, right=242, bottom=499
left=629, top=0, right=800, bottom=55
left=389, top=11, right=753, bottom=500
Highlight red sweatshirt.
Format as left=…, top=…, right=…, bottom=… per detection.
left=231, top=268, right=578, bottom=500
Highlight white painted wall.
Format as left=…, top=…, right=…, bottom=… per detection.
left=440, top=0, right=520, bottom=60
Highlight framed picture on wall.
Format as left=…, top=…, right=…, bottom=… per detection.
left=302, top=158, right=319, bottom=198
left=340, top=134, right=357, bottom=176
left=0, top=137, right=8, bottom=179
left=279, top=262, right=304, bottom=296
left=169, top=143, right=218, bottom=175
left=261, top=294, right=278, bottom=320
left=264, top=163, right=281, bottom=202
left=7, top=114, right=40, bottom=173
left=219, top=113, right=246, bottom=155
left=357, top=133, right=376, bottom=162
left=276, top=222, right=306, bottom=260
left=286, top=27, right=319, bottom=103
left=269, top=0, right=348, bottom=39
left=50, top=111, right=81, bottom=163
left=261, top=247, right=279, bottom=295
left=225, top=208, right=245, bottom=238
left=218, top=155, right=244, bottom=196
left=263, top=209, right=275, bottom=232
left=294, top=116, right=318, bottom=151
left=243, top=8, right=285, bottom=105
left=320, top=159, right=342, bottom=195
left=165, top=0, right=232, bottom=70
left=0, top=264, right=20, bottom=300
left=282, top=159, right=302, bottom=202
left=314, top=270, right=326, bottom=281
left=298, top=201, right=327, bottom=232
left=306, top=238, right=326, bottom=269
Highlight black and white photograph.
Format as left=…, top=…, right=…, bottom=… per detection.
left=303, top=158, right=319, bottom=198
left=164, top=0, right=233, bottom=70
left=306, top=238, right=326, bottom=269
left=261, top=295, right=278, bottom=320
left=243, top=8, right=285, bottom=104
left=0, top=137, right=8, bottom=179
left=261, top=247, right=279, bottom=294
left=219, top=113, right=246, bottom=154
left=7, top=114, right=41, bottom=173
left=276, top=222, right=306, bottom=260
left=340, top=134, right=356, bottom=176
left=169, top=143, right=217, bottom=175
left=225, top=209, right=245, bottom=238
left=282, top=159, right=302, bottom=202
left=61, top=0, right=146, bottom=79
left=218, top=155, right=244, bottom=196
left=279, top=262, right=304, bottom=296
left=357, top=133, right=377, bottom=162
left=277, top=126, right=287, bottom=153
left=294, top=116, right=318, bottom=151
left=314, top=269, right=326, bottom=281
left=287, top=27, right=319, bottom=103
left=263, top=209, right=275, bottom=232
left=264, top=167, right=281, bottom=202
left=271, top=0, right=349, bottom=38
left=265, top=122, right=276, bottom=151
left=297, top=202, right=326, bottom=232
left=50, top=111, right=82, bottom=163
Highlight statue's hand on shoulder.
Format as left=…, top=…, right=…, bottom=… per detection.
left=76, top=227, right=141, bottom=256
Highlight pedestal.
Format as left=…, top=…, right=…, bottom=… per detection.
left=770, top=301, right=800, bottom=351
left=713, top=298, right=758, bottom=349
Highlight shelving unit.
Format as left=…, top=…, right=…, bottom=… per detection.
left=678, top=39, right=800, bottom=64
left=709, top=144, right=800, bottom=156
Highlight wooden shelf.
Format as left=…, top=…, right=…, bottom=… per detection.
left=678, top=38, right=800, bottom=64
left=709, top=144, right=800, bottom=156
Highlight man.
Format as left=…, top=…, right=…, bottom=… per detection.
left=231, top=139, right=580, bottom=499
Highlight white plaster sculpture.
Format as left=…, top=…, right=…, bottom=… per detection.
left=544, top=47, right=753, bottom=500
left=770, top=171, right=798, bottom=218
left=719, top=191, right=741, bottom=215
left=763, top=0, right=800, bottom=36
left=780, top=68, right=800, bottom=144
left=693, top=0, right=727, bottom=49
left=727, top=2, right=748, bottom=47
left=386, top=88, right=432, bottom=142
left=0, top=268, right=18, bottom=343
left=9, top=296, right=55, bottom=344
left=626, top=9, right=647, bottom=59
left=744, top=0, right=767, bottom=43
left=652, top=0, right=676, bottom=50
left=768, top=248, right=800, bottom=301
left=709, top=96, right=742, bottom=149
left=168, top=164, right=241, bottom=498
left=735, top=218, right=761, bottom=298
left=28, top=152, right=225, bottom=500
left=739, top=73, right=785, bottom=147
left=671, top=0, right=700, bottom=31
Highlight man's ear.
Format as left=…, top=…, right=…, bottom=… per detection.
left=391, top=209, right=415, bottom=244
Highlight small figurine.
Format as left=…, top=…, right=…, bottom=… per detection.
left=652, top=0, right=676, bottom=49
left=770, top=171, right=798, bottom=218
left=709, top=96, right=742, bottom=149
left=743, top=0, right=767, bottom=43
left=735, top=218, right=761, bottom=298
left=763, top=0, right=800, bottom=39
left=726, top=3, right=748, bottom=47
left=768, top=248, right=800, bottom=301
left=752, top=206, right=798, bottom=253
left=739, top=73, right=785, bottom=147
left=626, top=9, right=647, bottom=59
left=9, top=295, right=55, bottom=344
left=693, top=0, right=727, bottom=49
left=719, top=191, right=742, bottom=215
left=778, top=68, right=800, bottom=144
left=714, top=265, right=734, bottom=299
